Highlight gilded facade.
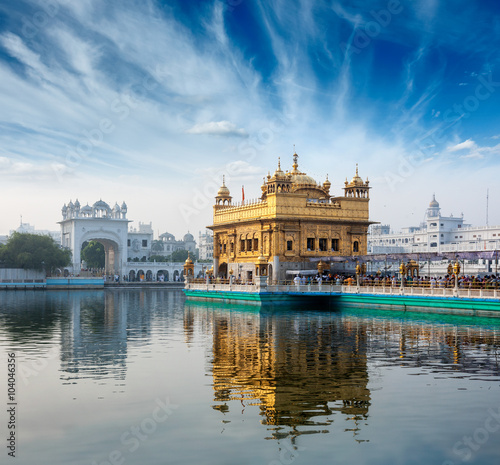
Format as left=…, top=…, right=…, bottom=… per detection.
left=208, top=152, right=373, bottom=282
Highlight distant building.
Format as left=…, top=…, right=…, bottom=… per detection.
left=128, top=222, right=154, bottom=261
left=198, top=230, right=213, bottom=260
left=59, top=198, right=197, bottom=274
left=368, top=195, right=500, bottom=276
left=9, top=220, right=61, bottom=243
left=368, top=195, right=500, bottom=254
left=152, top=232, right=196, bottom=257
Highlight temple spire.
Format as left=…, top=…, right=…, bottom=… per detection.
left=292, top=149, right=299, bottom=173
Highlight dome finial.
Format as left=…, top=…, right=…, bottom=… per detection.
left=356, top=163, right=359, bottom=176
left=292, top=148, right=299, bottom=173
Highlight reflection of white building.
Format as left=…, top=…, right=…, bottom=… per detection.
left=368, top=195, right=500, bottom=275
left=198, top=230, right=213, bottom=260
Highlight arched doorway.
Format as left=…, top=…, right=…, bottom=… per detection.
left=129, top=270, right=136, bottom=281
left=146, top=270, right=153, bottom=281
left=173, top=270, right=180, bottom=281
left=60, top=205, right=128, bottom=278
left=80, top=240, right=105, bottom=275
left=218, top=262, right=227, bottom=278
left=157, top=270, right=169, bottom=281
left=137, top=270, right=145, bottom=282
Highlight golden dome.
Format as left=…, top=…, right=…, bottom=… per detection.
left=288, top=151, right=317, bottom=186
left=349, top=164, right=364, bottom=186
left=429, top=194, right=439, bottom=208
left=323, top=174, right=331, bottom=188
left=272, top=158, right=286, bottom=179
left=184, top=254, right=193, bottom=265
left=290, top=173, right=317, bottom=185
left=217, top=175, right=230, bottom=196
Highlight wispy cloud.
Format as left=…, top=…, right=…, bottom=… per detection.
left=0, top=0, right=500, bottom=234
left=186, top=121, right=248, bottom=138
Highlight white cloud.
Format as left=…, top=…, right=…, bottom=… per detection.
left=186, top=121, right=248, bottom=138
left=447, top=139, right=476, bottom=152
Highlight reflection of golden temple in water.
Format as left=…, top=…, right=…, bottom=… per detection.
left=185, top=304, right=371, bottom=439
left=184, top=302, right=500, bottom=440
left=213, top=315, right=370, bottom=435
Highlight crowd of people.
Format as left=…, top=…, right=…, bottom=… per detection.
left=291, top=273, right=500, bottom=289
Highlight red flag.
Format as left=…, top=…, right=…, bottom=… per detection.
left=242, top=185, right=245, bottom=204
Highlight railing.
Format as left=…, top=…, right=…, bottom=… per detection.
left=343, top=285, right=500, bottom=300
left=185, top=278, right=500, bottom=299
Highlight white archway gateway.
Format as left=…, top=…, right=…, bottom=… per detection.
left=59, top=199, right=130, bottom=276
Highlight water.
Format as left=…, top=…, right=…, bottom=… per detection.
left=1, top=289, right=500, bottom=465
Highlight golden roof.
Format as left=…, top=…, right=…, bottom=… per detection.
left=217, top=175, right=231, bottom=196
left=288, top=151, right=317, bottom=186
left=349, top=164, right=364, bottom=186
left=429, top=194, right=439, bottom=208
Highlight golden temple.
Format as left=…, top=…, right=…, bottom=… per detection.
left=208, top=151, right=373, bottom=282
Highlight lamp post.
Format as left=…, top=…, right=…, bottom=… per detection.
left=399, top=261, right=406, bottom=289
left=453, top=258, right=461, bottom=292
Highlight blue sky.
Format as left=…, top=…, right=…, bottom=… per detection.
left=1, top=0, right=500, bottom=237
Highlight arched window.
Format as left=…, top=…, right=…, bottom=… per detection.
left=353, top=241, right=359, bottom=253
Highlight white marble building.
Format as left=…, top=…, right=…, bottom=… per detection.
left=59, top=199, right=198, bottom=277
left=368, top=195, right=500, bottom=276
left=368, top=195, right=500, bottom=254
left=128, top=222, right=154, bottom=261
left=60, top=199, right=130, bottom=275
left=198, top=229, right=213, bottom=260
left=9, top=221, right=61, bottom=243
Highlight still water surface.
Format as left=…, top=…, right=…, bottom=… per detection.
left=1, top=289, right=500, bottom=465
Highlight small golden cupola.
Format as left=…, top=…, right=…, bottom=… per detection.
left=323, top=174, right=331, bottom=195
left=266, top=158, right=291, bottom=194
left=344, top=164, right=370, bottom=198
left=183, top=253, right=194, bottom=277
left=288, top=151, right=317, bottom=187
left=216, top=175, right=232, bottom=206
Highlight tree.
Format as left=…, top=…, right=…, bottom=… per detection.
left=0, top=232, right=71, bottom=274
left=170, top=249, right=190, bottom=262
left=148, top=255, right=169, bottom=262
left=81, top=241, right=105, bottom=269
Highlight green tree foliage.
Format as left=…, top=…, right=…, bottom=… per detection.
left=148, top=255, right=169, bottom=262
left=169, top=249, right=190, bottom=262
left=0, top=232, right=71, bottom=273
left=81, top=241, right=105, bottom=269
